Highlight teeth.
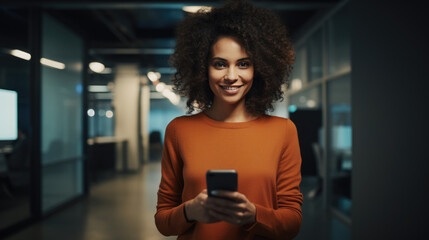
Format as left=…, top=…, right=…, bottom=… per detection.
left=222, top=86, right=240, bottom=90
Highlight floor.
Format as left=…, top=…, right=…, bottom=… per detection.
left=4, top=162, right=350, bottom=240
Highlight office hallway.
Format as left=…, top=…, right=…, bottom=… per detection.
left=4, top=161, right=344, bottom=240
left=5, top=162, right=175, bottom=240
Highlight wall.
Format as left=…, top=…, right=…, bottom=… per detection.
left=351, top=0, right=428, bottom=239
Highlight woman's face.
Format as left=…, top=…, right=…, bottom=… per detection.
left=208, top=37, right=254, bottom=107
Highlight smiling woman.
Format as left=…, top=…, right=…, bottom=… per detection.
left=155, top=1, right=302, bottom=239
left=170, top=0, right=294, bottom=116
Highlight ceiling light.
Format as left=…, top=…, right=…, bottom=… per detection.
left=106, top=110, right=114, bottom=118
left=156, top=82, right=166, bottom=92
left=40, top=58, right=65, bottom=70
left=89, top=62, right=105, bottom=73
left=87, top=109, right=95, bottom=117
left=306, top=99, right=316, bottom=108
left=162, top=89, right=180, bottom=105
left=88, top=85, right=110, bottom=92
left=10, top=49, right=31, bottom=60
left=291, top=78, right=302, bottom=90
left=182, top=6, right=212, bottom=13
left=147, top=71, right=159, bottom=82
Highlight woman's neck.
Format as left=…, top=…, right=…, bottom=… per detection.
left=205, top=99, right=258, bottom=122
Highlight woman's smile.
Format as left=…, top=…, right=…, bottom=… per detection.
left=219, top=85, right=244, bottom=94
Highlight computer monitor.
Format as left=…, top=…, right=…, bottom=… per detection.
left=0, top=88, right=18, bottom=141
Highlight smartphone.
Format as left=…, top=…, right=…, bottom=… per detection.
left=206, top=169, right=237, bottom=197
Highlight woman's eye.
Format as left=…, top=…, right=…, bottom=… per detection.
left=237, top=61, right=251, bottom=68
left=213, top=62, right=227, bottom=68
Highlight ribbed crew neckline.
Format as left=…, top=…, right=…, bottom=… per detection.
left=197, top=112, right=266, bottom=129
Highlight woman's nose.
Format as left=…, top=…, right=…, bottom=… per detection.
left=225, top=67, right=238, bottom=82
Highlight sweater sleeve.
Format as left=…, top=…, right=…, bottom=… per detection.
left=246, top=119, right=303, bottom=239
left=154, top=120, right=195, bottom=236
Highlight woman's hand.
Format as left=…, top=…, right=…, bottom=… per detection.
left=185, top=189, right=221, bottom=223
left=205, top=190, right=256, bottom=226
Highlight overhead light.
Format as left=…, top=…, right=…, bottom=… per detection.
left=155, top=82, right=166, bottom=92
left=98, top=109, right=105, bottom=117
left=306, top=99, right=316, bottom=108
left=162, top=88, right=180, bottom=105
left=40, top=58, right=65, bottom=70
left=88, top=85, right=110, bottom=92
left=183, top=6, right=212, bottom=13
left=106, top=110, right=114, bottom=118
left=147, top=71, right=159, bottom=82
left=87, top=109, right=95, bottom=117
left=291, top=78, right=302, bottom=90
left=9, top=50, right=65, bottom=70
left=89, top=62, right=105, bottom=73
left=10, top=49, right=31, bottom=60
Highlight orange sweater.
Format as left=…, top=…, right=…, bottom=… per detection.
left=155, top=113, right=303, bottom=240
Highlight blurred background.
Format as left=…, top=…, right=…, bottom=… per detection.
left=0, top=0, right=427, bottom=239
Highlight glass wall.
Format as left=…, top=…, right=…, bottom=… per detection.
left=41, top=14, right=84, bottom=212
left=87, top=73, right=116, bottom=138
left=287, top=0, right=352, bottom=237
left=327, top=4, right=351, bottom=75
left=0, top=8, right=32, bottom=232
left=328, top=74, right=352, bottom=217
left=308, top=29, right=324, bottom=82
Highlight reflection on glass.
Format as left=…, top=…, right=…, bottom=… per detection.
left=0, top=8, right=32, bottom=231
left=328, top=74, right=352, bottom=217
left=289, top=86, right=321, bottom=110
left=41, top=14, right=83, bottom=212
left=308, top=28, right=323, bottom=82
left=289, top=86, right=323, bottom=181
left=327, top=4, right=350, bottom=75
left=290, top=47, right=307, bottom=86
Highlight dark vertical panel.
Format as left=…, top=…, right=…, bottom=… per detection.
left=351, top=0, right=429, bottom=239
left=29, top=7, right=42, bottom=220
left=82, top=41, right=90, bottom=195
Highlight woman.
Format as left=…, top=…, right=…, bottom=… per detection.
left=155, top=1, right=303, bottom=239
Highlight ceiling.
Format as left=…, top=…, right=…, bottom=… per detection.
left=1, top=0, right=340, bottom=80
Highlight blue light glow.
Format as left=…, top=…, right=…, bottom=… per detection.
left=75, top=83, right=83, bottom=94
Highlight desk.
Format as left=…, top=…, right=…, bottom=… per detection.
left=87, top=137, right=128, bottom=181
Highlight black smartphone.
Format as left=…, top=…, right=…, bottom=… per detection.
left=206, top=169, right=237, bottom=197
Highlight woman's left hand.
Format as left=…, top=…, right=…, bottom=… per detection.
left=204, top=190, right=256, bottom=226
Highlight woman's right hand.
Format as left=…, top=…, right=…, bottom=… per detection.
left=185, top=189, right=220, bottom=223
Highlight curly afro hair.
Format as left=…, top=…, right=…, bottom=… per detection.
left=170, top=0, right=294, bottom=115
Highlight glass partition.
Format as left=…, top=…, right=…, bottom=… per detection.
left=41, top=13, right=84, bottom=212
left=290, top=47, right=307, bottom=90
left=0, top=7, right=32, bottom=231
left=328, top=74, right=352, bottom=217
left=327, top=4, right=350, bottom=75
left=308, top=28, right=323, bottom=82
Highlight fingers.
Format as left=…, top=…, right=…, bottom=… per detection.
left=210, top=190, right=246, bottom=202
left=194, top=190, right=256, bottom=226
left=206, top=197, right=247, bottom=213
left=208, top=209, right=245, bottom=226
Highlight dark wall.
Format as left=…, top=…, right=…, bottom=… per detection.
left=351, top=0, right=429, bottom=239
